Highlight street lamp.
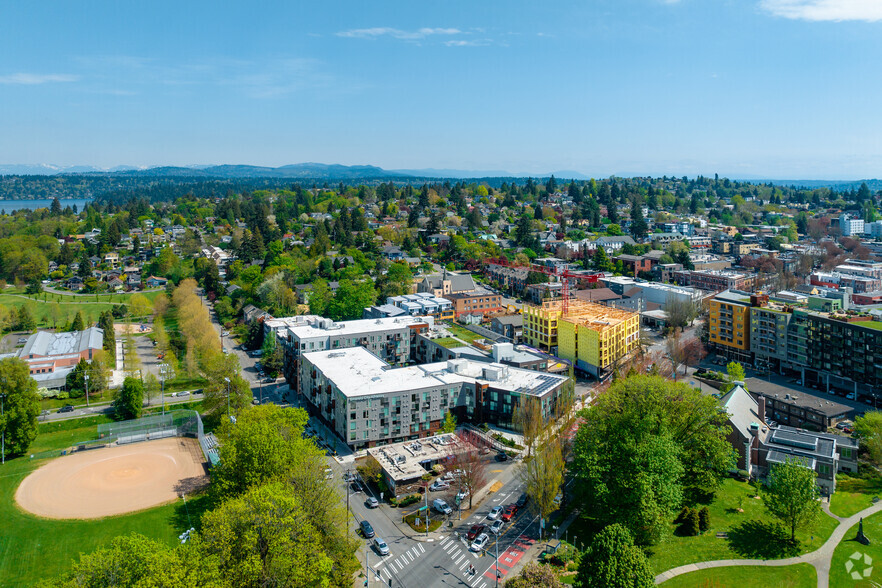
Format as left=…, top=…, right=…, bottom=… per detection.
left=224, top=377, right=231, bottom=418
left=159, top=363, right=172, bottom=415
left=84, top=374, right=90, bottom=407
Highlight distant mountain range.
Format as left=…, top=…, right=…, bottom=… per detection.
left=0, top=162, right=591, bottom=181
left=0, top=163, right=876, bottom=188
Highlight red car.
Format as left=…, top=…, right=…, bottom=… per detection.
left=467, top=524, right=486, bottom=541
left=501, top=504, right=518, bottom=522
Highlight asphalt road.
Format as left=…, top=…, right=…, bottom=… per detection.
left=324, top=452, right=537, bottom=588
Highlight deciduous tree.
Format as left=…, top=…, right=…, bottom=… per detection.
left=516, top=437, right=564, bottom=539
left=575, top=524, right=653, bottom=588
left=0, top=357, right=40, bottom=456
left=763, top=458, right=821, bottom=543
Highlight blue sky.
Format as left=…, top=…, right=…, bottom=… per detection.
left=1, top=0, right=881, bottom=179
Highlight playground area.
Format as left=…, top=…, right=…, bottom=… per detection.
left=15, top=437, right=207, bottom=519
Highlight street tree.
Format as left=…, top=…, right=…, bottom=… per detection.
left=854, top=411, right=882, bottom=466
left=441, top=410, right=457, bottom=433
left=763, top=458, right=821, bottom=543
left=448, top=437, right=488, bottom=509
left=575, top=523, right=653, bottom=588
left=665, top=331, right=704, bottom=380
left=201, top=352, right=252, bottom=427
left=513, top=396, right=544, bottom=457
left=114, top=376, right=144, bottom=420
left=516, top=437, right=564, bottom=539
left=665, top=295, right=698, bottom=331
left=0, top=357, right=40, bottom=456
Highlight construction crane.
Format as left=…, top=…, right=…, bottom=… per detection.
left=485, top=257, right=604, bottom=315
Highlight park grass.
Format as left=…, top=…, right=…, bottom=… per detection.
left=0, top=418, right=210, bottom=587
left=829, top=473, right=882, bottom=519
left=566, top=478, right=838, bottom=576
left=659, top=564, right=816, bottom=587
left=830, top=509, right=882, bottom=588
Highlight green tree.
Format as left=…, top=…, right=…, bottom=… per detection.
left=516, top=438, right=564, bottom=539
left=723, top=361, right=747, bottom=392
left=763, top=458, right=821, bottom=543
left=327, top=278, right=376, bottom=321
left=572, top=375, right=734, bottom=544
left=854, top=411, right=882, bottom=466
left=71, top=311, right=85, bottom=332
left=199, top=482, right=335, bottom=588
left=201, top=352, right=252, bottom=426
left=261, top=333, right=284, bottom=378
left=575, top=523, right=653, bottom=588
left=0, top=357, right=40, bottom=456
left=114, top=376, right=144, bottom=420
left=99, top=310, right=116, bottom=361
left=15, top=305, right=36, bottom=331
left=590, top=246, right=613, bottom=272
left=441, top=410, right=457, bottom=434
left=629, top=199, right=648, bottom=240
left=65, top=357, right=108, bottom=399
left=39, top=533, right=222, bottom=588
left=308, top=278, right=332, bottom=316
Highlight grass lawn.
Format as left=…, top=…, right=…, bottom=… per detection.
left=0, top=417, right=210, bottom=587
left=829, top=473, right=882, bottom=519
left=444, top=323, right=484, bottom=344
left=659, top=564, right=816, bottom=587
left=434, top=337, right=465, bottom=349
left=830, top=510, right=882, bottom=588
left=566, top=478, right=838, bottom=576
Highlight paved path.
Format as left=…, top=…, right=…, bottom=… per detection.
left=654, top=501, right=882, bottom=587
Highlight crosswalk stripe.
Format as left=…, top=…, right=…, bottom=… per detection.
left=418, top=543, right=425, bottom=554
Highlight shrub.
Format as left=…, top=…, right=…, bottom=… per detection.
left=686, top=509, right=701, bottom=536
left=397, top=493, right=421, bottom=508
left=699, top=507, right=710, bottom=533
left=675, top=506, right=691, bottom=524
left=737, top=469, right=750, bottom=481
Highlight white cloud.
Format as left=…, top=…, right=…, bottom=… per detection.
left=0, top=73, right=79, bottom=85
left=336, top=27, right=463, bottom=40
left=444, top=39, right=490, bottom=47
left=760, top=0, right=882, bottom=22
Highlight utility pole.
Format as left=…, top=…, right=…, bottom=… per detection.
left=495, top=533, right=500, bottom=588
left=84, top=373, right=90, bottom=407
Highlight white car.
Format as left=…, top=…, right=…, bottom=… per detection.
left=433, top=499, right=453, bottom=515
left=456, top=489, right=469, bottom=502
left=487, top=506, right=503, bottom=521
left=470, top=533, right=489, bottom=552
left=489, top=519, right=504, bottom=534
left=429, top=480, right=450, bottom=492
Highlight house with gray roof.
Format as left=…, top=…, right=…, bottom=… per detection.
left=417, top=270, right=476, bottom=297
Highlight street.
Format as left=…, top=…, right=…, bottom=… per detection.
left=324, top=452, right=541, bottom=588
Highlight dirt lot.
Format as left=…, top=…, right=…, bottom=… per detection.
left=15, top=437, right=207, bottom=519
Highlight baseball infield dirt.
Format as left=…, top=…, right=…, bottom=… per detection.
left=15, top=437, right=208, bottom=519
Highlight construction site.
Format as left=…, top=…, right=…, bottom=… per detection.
left=523, top=299, right=640, bottom=378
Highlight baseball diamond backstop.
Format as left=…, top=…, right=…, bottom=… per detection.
left=96, top=410, right=219, bottom=465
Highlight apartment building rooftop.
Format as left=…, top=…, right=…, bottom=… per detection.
left=282, top=315, right=432, bottom=339
left=366, top=434, right=468, bottom=484
left=302, top=346, right=568, bottom=398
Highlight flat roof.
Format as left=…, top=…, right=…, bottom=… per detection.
left=284, top=315, right=430, bottom=340
left=367, top=434, right=473, bottom=483
left=746, top=379, right=853, bottom=418
left=302, top=346, right=568, bottom=399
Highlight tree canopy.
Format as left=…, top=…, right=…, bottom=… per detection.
left=575, top=524, right=654, bottom=588
left=0, top=357, right=40, bottom=456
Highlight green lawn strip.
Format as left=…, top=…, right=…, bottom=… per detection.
left=567, top=478, right=838, bottom=576
left=0, top=418, right=209, bottom=587
left=829, top=510, right=882, bottom=588
left=444, top=323, right=484, bottom=344
left=659, top=564, right=816, bottom=587
left=434, top=337, right=465, bottom=349
left=829, top=473, right=882, bottom=519
left=646, top=478, right=838, bottom=574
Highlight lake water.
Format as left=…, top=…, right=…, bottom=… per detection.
left=0, top=198, right=93, bottom=213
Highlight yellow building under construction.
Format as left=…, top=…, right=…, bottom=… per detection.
left=524, top=300, right=640, bottom=378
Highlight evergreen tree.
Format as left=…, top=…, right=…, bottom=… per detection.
left=71, top=311, right=85, bottom=332
left=629, top=199, right=649, bottom=240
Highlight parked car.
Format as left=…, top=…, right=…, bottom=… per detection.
left=429, top=480, right=450, bottom=492
left=501, top=504, right=517, bottom=522
left=324, top=467, right=333, bottom=480
left=366, top=497, right=379, bottom=508
left=456, top=489, right=469, bottom=502
left=251, top=350, right=264, bottom=358
left=433, top=499, right=452, bottom=515
left=487, top=506, right=503, bottom=520
left=515, top=493, right=529, bottom=508
left=489, top=519, right=504, bottom=534
left=58, top=405, right=74, bottom=413
left=175, top=391, right=190, bottom=397
left=467, top=524, right=486, bottom=541
left=470, top=533, right=489, bottom=552
left=343, top=471, right=358, bottom=482
left=373, top=537, right=390, bottom=556
left=360, top=520, right=375, bottom=538
left=262, top=377, right=275, bottom=383
left=495, top=451, right=508, bottom=462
